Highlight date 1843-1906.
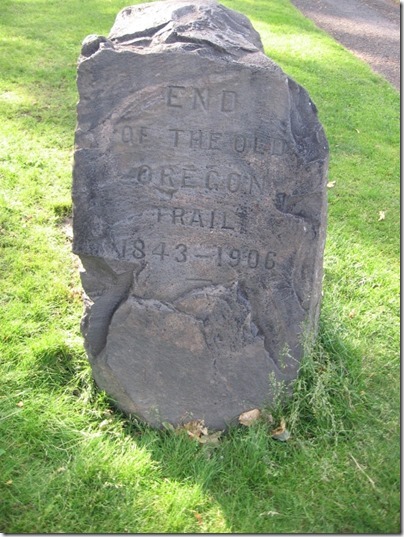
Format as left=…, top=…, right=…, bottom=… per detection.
left=113, top=239, right=276, bottom=270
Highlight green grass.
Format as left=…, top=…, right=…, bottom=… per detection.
left=0, top=0, right=400, bottom=533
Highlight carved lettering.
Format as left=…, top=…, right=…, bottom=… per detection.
left=221, top=90, right=237, bottom=112
left=165, top=86, right=238, bottom=112
left=209, top=210, right=216, bottom=229
left=248, top=249, right=259, bottom=268
left=265, top=251, right=276, bottom=269
left=137, top=165, right=152, bottom=184
left=227, top=172, right=241, bottom=193
left=125, top=238, right=277, bottom=270
left=175, top=243, right=187, bottom=262
left=205, top=168, right=219, bottom=190
left=139, top=126, right=148, bottom=143
left=121, top=125, right=149, bottom=145
left=155, top=207, right=244, bottom=233
left=221, top=212, right=235, bottom=230
left=190, top=209, right=204, bottom=227
left=208, top=132, right=222, bottom=150
left=249, top=174, right=263, bottom=194
left=172, top=207, right=185, bottom=225
left=160, top=166, right=175, bottom=187
left=181, top=165, right=197, bottom=188
left=253, top=135, right=265, bottom=154
left=152, top=242, right=169, bottom=260
left=118, top=125, right=286, bottom=155
left=234, top=134, right=247, bottom=153
left=193, top=88, right=209, bottom=110
left=169, top=128, right=184, bottom=147
left=132, top=238, right=146, bottom=259
left=122, top=125, right=133, bottom=144
left=130, top=164, right=267, bottom=195
left=236, top=206, right=248, bottom=234
left=189, top=130, right=203, bottom=149
left=167, top=85, right=186, bottom=107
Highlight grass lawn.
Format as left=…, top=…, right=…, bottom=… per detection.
left=0, top=0, right=400, bottom=533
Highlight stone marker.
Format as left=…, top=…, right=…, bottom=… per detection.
left=72, top=0, right=328, bottom=430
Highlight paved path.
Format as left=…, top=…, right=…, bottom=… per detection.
left=290, top=0, right=400, bottom=91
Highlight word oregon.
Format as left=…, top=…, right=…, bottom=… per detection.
left=128, top=163, right=266, bottom=194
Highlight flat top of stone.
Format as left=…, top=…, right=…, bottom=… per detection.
left=107, top=0, right=264, bottom=57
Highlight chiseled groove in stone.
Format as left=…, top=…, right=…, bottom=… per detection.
left=108, top=0, right=263, bottom=57
left=172, top=281, right=289, bottom=379
left=102, top=285, right=291, bottom=413
left=164, top=32, right=228, bottom=54
left=82, top=261, right=134, bottom=357
left=288, top=79, right=328, bottom=165
left=111, top=21, right=172, bottom=45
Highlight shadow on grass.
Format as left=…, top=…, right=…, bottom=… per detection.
left=120, top=312, right=366, bottom=533
left=25, top=304, right=367, bottom=533
left=14, top=298, right=366, bottom=533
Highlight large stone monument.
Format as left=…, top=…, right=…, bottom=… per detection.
left=72, top=0, right=328, bottom=429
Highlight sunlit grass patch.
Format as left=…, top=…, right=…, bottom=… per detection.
left=0, top=0, right=399, bottom=533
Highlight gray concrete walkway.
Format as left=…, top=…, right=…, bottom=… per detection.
left=291, top=0, right=400, bottom=91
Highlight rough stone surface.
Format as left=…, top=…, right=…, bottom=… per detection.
left=72, top=0, right=328, bottom=430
